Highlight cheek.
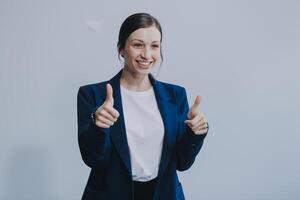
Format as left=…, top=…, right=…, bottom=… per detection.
left=127, top=50, right=140, bottom=59
left=153, top=50, right=161, bottom=60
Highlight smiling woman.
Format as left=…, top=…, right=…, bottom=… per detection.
left=119, top=26, right=161, bottom=91
left=77, top=12, right=209, bottom=200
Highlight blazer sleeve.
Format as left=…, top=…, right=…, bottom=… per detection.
left=175, top=87, right=207, bottom=171
left=77, top=86, right=111, bottom=169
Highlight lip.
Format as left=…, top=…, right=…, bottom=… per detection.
left=136, top=60, right=153, bottom=64
left=136, top=60, right=153, bottom=68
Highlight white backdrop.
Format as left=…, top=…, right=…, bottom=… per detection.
left=1, top=0, right=299, bottom=199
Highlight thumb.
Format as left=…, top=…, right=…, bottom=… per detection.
left=105, top=84, right=114, bottom=105
left=188, top=95, right=202, bottom=118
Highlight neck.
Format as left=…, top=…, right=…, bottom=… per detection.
left=120, top=68, right=152, bottom=91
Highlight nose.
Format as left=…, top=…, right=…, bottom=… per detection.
left=141, top=47, right=151, bottom=60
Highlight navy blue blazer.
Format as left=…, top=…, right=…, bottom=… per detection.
left=77, top=70, right=207, bottom=200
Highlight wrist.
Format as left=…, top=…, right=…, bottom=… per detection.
left=91, top=111, right=96, bottom=123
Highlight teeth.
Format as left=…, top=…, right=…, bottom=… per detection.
left=137, top=60, right=152, bottom=65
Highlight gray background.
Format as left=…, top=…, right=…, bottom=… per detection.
left=1, top=0, right=299, bottom=199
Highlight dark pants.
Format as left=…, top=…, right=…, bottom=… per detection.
left=133, top=178, right=158, bottom=200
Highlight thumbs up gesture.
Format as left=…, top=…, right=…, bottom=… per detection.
left=94, top=84, right=120, bottom=128
left=184, top=96, right=209, bottom=135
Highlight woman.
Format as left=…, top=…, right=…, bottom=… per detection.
left=77, top=13, right=209, bottom=200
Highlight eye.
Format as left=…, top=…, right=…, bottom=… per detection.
left=133, top=43, right=143, bottom=48
left=152, top=44, right=160, bottom=48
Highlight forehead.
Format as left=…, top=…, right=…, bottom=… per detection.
left=128, top=26, right=161, bottom=42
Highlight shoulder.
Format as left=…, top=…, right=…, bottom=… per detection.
left=78, top=81, right=108, bottom=97
left=156, top=80, right=187, bottom=97
left=155, top=81, right=190, bottom=113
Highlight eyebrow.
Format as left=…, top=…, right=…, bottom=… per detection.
left=130, top=39, right=160, bottom=43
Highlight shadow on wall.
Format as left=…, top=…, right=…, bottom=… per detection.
left=3, top=145, right=55, bottom=200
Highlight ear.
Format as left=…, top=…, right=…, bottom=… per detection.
left=119, top=49, right=124, bottom=58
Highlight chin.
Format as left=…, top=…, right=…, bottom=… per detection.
left=134, top=68, right=152, bottom=76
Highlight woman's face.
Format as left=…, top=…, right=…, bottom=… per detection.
left=120, top=26, right=161, bottom=77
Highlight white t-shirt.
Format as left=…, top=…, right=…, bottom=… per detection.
left=120, top=85, right=164, bottom=182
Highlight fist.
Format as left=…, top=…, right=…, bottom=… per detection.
left=184, top=95, right=209, bottom=135
left=94, top=84, right=120, bottom=128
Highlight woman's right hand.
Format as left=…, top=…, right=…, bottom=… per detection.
left=94, top=84, right=120, bottom=128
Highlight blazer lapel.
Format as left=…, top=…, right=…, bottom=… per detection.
left=150, top=76, right=177, bottom=177
left=108, top=70, right=132, bottom=175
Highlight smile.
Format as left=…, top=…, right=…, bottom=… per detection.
left=136, top=60, right=153, bottom=65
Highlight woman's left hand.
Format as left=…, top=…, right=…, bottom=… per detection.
left=184, top=96, right=209, bottom=135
